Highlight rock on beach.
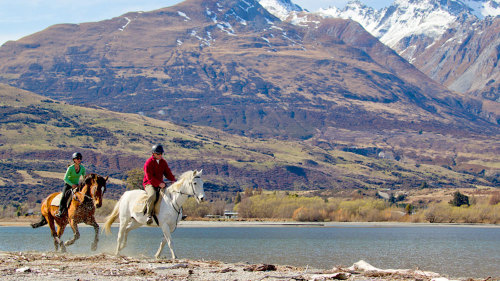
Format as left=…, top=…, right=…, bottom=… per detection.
left=0, top=251, right=489, bottom=281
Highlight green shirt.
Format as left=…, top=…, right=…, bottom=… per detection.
left=64, top=164, right=86, bottom=186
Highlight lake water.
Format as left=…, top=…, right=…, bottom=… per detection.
left=1, top=223, right=499, bottom=279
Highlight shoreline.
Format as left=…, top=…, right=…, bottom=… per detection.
left=1, top=219, right=500, bottom=228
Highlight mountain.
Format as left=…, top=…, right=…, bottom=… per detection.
left=316, top=0, right=500, bottom=123
left=0, top=0, right=492, bottom=136
left=258, top=0, right=303, bottom=20
left=0, top=0, right=497, bottom=194
left=3, top=83, right=496, bottom=205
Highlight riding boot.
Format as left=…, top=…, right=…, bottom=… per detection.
left=55, top=184, right=71, bottom=218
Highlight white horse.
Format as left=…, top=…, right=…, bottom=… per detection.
left=104, top=170, right=204, bottom=259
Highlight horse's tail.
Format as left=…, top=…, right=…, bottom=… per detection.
left=31, top=216, right=47, bottom=228
left=104, top=197, right=121, bottom=235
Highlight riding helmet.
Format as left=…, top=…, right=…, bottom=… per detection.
left=72, top=152, right=83, bottom=160
left=152, top=144, right=164, bottom=154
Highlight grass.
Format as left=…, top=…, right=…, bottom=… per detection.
left=0, top=83, right=498, bottom=205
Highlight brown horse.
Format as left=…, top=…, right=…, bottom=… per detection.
left=31, top=173, right=108, bottom=252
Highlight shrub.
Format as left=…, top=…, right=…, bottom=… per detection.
left=125, top=168, right=144, bottom=190
left=183, top=198, right=210, bottom=218
left=489, top=192, right=500, bottom=206
left=424, top=203, right=453, bottom=223
left=95, top=199, right=118, bottom=218
left=292, top=207, right=325, bottom=221
left=449, top=191, right=469, bottom=207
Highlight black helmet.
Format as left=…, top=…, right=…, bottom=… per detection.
left=152, top=144, right=164, bottom=154
left=72, top=152, right=82, bottom=160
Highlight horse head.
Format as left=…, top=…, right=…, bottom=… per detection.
left=191, top=170, right=205, bottom=203
left=168, top=170, right=205, bottom=203
left=91, top=174, right=108, bottom=208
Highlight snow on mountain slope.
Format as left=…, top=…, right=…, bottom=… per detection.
left=258, top=0, right=302, bottom=20
left=307, top=0, right=500, bottom=101
left=317, top=0, right=467, bottom=49
left=464, top=0, right=500, bottom=18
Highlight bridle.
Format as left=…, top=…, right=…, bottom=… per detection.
left=168, top=175, right=201, bottom=231
left=72, top=181, right=103, bottom=204
left=170, top=176, right=200, bottom=197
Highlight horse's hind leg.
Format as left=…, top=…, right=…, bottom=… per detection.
left=46, top=216, right=60, bottom=251
left=115, top=219, right=129, bottom=255
left=64, top=220, right=80, bottom=247
left=122, top=219, right=141, bottom=249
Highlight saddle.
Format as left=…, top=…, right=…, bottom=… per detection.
left=51, top=193, right=64, bottom=207
left=133, top=192, right=162, bottom=216
left=50, top=192, right=72, bottom=208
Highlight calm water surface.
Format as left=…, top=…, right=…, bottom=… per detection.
left=1, top=224, right=499, bottom=279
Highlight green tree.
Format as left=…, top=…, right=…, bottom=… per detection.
left=244, top=187, right=253, bottom=198
left=126, top=168, right=144, bottom=190
left=419, top=181, right=429, bottom=189
left=449, top=191, right=469, bottom=207
left=389, top=193, right=396, bottom=204
left=234, top=192, right=241, bottom=204
left=405, top=204, right=414, bottom=215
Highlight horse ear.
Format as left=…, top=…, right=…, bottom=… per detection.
left=105, top=176, right=109, bottom=182
left=197, top=169, right=203, bottom=176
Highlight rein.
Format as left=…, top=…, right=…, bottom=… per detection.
left=166, top=176, right=200, bottom=231
left=71, top=184, right=95, bottom=204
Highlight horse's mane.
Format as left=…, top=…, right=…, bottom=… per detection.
left=77, top=174, right=96, bottom=191
left=167, top=170, right=194, bottom=192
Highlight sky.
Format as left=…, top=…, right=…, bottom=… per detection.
left=0, top=0, right=393, bottom=46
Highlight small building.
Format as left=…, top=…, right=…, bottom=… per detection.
left=224, top=211, right=238, bottom=219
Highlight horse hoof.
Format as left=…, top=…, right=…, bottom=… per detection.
left=91, top=244, right=97, bottom=251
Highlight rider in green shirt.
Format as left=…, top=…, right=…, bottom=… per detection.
left=55, top=152, right=86, bottom=218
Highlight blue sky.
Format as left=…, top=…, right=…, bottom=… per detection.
left=0, top=0, right=393, bottom=45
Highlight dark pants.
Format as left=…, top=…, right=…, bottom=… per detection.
left=57, top=183, right=72, bottom=213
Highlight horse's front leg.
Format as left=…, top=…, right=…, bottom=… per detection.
left=65, top=220, right=80, bottom=247
left=89, top=220, right=99, bottom=251
left=55, top=222, right=67, bottom=253
left=156, top=224, right=176, bottom=259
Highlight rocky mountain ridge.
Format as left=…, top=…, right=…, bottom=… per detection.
left=0, top=0, right=492, bottom=138
left=300, top=0, right=500, bottom=121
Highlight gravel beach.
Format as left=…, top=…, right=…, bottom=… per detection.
left=0, top=251, right=484, bottom=281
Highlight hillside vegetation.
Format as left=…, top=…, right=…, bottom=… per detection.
left=0, top=84, right=498, bottom=217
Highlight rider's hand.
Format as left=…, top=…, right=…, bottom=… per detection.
left=159, top=183, right=166, bottom=188
left=72, top=184, right=78, bottom=188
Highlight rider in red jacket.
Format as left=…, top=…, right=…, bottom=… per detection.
left=143, top=144, right=176, bottom=224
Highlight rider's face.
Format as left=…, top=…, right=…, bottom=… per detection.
left=153, top=153, right=163, bottom=160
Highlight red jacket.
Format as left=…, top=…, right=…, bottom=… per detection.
left=143, top=156, right=176, bottom=188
